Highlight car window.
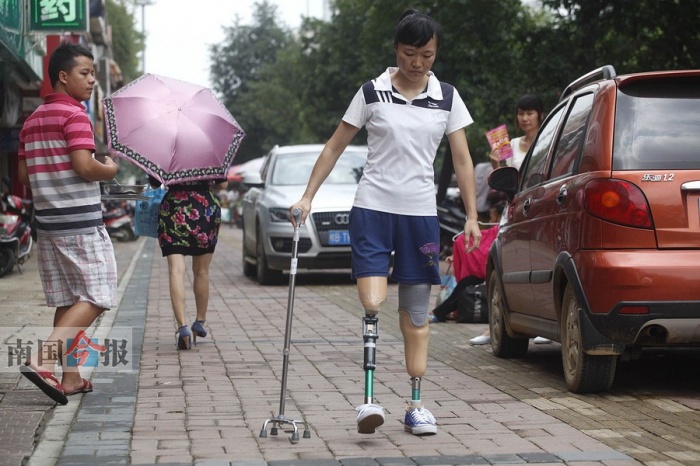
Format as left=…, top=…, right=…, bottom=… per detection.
left=271, top=151, right=366, bottom=186
left=520, top=105, right=566, bottom=190
left=550, top=93, right=594, bottom=179
left=613, top=76, right=700, bottom=170
left=271, top=153, right=316, bottom=185
left=326, top=153, right=366, bottom=184
left=259, top=154, right=272, bottom=182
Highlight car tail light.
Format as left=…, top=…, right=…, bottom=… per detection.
left=584, top=179, right=653, bottom=228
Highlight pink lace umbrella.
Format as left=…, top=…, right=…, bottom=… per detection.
left=103, top=74, right=245, bottom=186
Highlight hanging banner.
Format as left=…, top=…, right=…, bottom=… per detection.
left=29, top=0, right=89, bottom=32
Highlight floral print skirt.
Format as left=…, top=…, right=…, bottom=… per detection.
left=157, top=187, right=221, bottom=257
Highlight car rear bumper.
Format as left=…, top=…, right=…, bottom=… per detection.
left=573, top=250, right=700, bottom=346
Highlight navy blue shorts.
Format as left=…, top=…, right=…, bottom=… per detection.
left=349, top=207, right=441, bottom=285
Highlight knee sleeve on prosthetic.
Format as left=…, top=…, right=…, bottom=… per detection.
left=398, top=283, right=432, bottom=326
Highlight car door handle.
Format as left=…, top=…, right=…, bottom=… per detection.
left=556, top=186, right=568, bottom=205
left=523, top=198, right=531, bottom=214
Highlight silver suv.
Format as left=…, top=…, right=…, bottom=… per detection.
left=241, top=144, right=368, bottom=285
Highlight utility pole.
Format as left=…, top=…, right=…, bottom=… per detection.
left=136, top=0, right=155, bottom=73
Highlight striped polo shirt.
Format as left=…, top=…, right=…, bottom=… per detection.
left=18, top=93, right=102, bottom=235
left=342, top=67, right=473, bottom=216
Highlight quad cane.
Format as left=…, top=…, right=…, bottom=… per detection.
left=260, top=208, right=311, bottom=444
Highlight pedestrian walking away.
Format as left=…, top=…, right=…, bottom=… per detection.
left=16, top=42, right=120, bottom=404
left=290, top=8, right=481, bottom=437
left=151, top=176, right=227, bottom=350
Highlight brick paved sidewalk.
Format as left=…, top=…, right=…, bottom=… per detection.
left=0, top=232, right=143, bottom=466
left=8, top=227, right=641, bottom=466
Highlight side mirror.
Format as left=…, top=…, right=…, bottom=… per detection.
left=241, top=171, right=263, bottom=188
left=488, top=167, right=519, bottom=200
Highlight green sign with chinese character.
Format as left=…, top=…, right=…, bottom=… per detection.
left=29, top=0, right=88, bottom=32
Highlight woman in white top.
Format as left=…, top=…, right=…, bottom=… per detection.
left=490, top=94, right=545, bottom=170
left=472, top=94, right=549, bottom=347
left=290, top=9, right=481, bottom=437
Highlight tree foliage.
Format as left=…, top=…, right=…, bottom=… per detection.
left=106, top=0, right=144, bottom=84
left=541, top=0, right=700, bottom=74
left=209, top=0, right=700, bottom=165
left=209, top=1, right=293, bottom=160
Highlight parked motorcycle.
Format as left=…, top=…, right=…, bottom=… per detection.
left=0, top=194, right=34, bottom=277
left=102, top=200, right=137, bottom=242
left=436, top=189, right=466, bottom=259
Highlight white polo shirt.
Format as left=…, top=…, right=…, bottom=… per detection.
left=342, top=67, right=473, bottom=216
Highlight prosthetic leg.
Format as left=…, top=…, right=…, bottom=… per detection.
left=400, top=310, right=429, bottom=407
left=355, top=277, right=386, bottom=434
left=398, top=283, right=437, bottom=435
left=354, top=278, right=436, bottom=435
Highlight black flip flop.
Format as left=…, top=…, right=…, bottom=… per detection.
left=19, top=365, right=69, bottom=405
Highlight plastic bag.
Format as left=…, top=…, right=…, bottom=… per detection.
left=436, top=264, right=457, bottom=306
left=133, top=186, right=166, bottom=238
left=457, top=282, right=488, bottom=323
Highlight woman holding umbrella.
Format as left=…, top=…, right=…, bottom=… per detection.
left=102, top=73, right=246, bottom=351
left=150, top=176, right=228, bottom=350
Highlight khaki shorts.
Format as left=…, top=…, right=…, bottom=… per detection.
left=37, top=226, right=118, bottom=310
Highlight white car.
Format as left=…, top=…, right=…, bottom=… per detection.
left=241, top=144, right=368, bottom=285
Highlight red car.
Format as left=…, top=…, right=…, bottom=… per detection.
left=487, top=66, right=700, bottom=393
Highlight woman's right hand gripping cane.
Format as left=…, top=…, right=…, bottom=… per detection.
left=289, top=199, right=311, bottom=228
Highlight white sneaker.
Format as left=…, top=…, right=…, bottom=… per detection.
left=404, top=406, right=437, bottom=435
left=470, top=334, right=491, bottom=345
left=533, top=336, right=552, bottom=344
left=356, top=403, right=384, bottom=434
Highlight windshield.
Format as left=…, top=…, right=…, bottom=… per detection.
left=271, top=151, right=366, bottom=186
left=613, top=76, right=700, bottom=170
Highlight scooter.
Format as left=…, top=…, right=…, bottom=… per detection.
left=0, top=194, right=34, bottom=277
left=102, top=200, right=137, bottom=242
left=436, top=192, right=466, bottom=258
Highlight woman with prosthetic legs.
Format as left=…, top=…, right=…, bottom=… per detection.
left=290, top=9, right=481, bottom=435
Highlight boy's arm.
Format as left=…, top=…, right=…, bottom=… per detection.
left=70, top=150, right=118, bottom=182
left=17, top=159, right=30, bottom=187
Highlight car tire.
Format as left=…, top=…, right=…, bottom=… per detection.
left=256, top=228, right=283, bottom=285
left=242, top=249, right=256, bottom=277
left=560, top=284, right=617, bottom=393
left=118, top=225, right=136, bottom=242
left=488, top=269, right=529, bottom=358
left=0, top=247, right=16, bottom=277
left=241, top=225, right=256, bottom=278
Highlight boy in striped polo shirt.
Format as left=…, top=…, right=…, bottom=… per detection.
left=17, top=42, right=119, bottom=405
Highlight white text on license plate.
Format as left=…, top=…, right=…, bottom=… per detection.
left=328, top=230, right=350, bottom=245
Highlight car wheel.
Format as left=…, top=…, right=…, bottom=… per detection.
left=488, top=269, right=528, bottom=358
left=0, top=247, right=16, bottom=277
left=118, top=225, right=136, bottom=242
left=560, top=284, right=617, bottom=393
left=256, top=228, right=283, bottom=285
left=241, top=224, right=256, bottom=277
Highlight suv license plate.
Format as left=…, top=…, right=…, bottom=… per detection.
left=328, top=230, right=350, bottom=245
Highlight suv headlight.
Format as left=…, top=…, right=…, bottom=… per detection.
left=268, top=207, right=291, bottom=223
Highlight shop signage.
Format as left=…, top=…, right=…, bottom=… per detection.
left=29, top=0, right=89, bottom=32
